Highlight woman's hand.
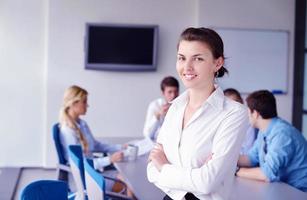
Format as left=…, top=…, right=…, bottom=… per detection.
left=155, top=103, right=171, bottom=120
left=148, top=143, right=170, bottom=171
left=110, top=151, right=124, bottom=163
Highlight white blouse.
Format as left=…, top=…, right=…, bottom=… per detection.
left=147, top=87, right=249, bottom=200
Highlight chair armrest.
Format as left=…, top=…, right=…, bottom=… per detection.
left=105, top=191, right=132, bottom=200
left=67, top=192, right=76, bottom=200
left=103, top=175, right=124, bottom=183
left=58, top=164, right=71, bottom=172
left=103, top=175, right=127, bottom=194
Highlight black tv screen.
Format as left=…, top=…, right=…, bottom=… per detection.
left=85, top=23, right=158, bottom=71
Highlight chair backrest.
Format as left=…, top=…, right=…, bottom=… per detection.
left=20, top=180, right=68, bottom=200
left=68, top=145, right=86, bottom=200
left=53, top=123, right=67, bottom=165
left=84, top=158, right=106, bottom=200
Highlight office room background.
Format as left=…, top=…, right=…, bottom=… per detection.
left=0, top=0, right=296, bottom=169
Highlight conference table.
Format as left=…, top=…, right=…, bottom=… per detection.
left=103, top=137, right=307, bottom=200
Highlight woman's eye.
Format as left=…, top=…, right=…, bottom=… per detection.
left=177, top=56, right=185, bottom=61
left=194, top=57, right=204, bottom=61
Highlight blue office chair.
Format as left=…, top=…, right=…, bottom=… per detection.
left=68, top=145, right=88, bottom=200
left=84, top=158, right=132, bottom=200
left=52, top=123, right=71, bottom=182
left=20, top=180, right=68, bottom=200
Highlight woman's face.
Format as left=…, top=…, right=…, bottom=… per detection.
left=176, top=40, right=223, bottom=90
left=71, top=96, right=88, bottom=116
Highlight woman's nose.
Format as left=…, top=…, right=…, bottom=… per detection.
left=183, top=60, right=193, bottom=71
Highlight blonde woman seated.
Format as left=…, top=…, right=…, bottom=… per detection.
left=59, top=85, right=124, bottom=191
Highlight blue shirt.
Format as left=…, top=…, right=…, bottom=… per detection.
left=248, top=117, right=307, bottom=192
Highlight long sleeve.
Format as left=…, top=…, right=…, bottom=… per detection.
left=80, top=121, right=121, bottom=169
left=156, top=108, right=248, bottom=194
left=93, top=156, right=111, bottom=169
left=91, top=138, right=121, bottom=169
left=93, top=139, right=122, bottom=153
left=247, top=135, right=261, bottom=166
left=147, top=88, right=249, bottom=199
left=147, top=110, right=178, bottom=194
left=60, top=119, right=121, bottom=170
left=260, top=133, right=293, bottom=182
left=143, top=99, right=163, bottom=140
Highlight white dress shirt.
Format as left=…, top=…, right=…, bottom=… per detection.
left=143, top=98, right=167, bottom=140
left=147, top=86, right=249, bottom=200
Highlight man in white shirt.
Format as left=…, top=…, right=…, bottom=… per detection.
left=143, top=76, right=179, bottom=141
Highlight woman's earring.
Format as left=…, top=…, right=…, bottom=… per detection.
left=215, top=71, right=219, bottom=78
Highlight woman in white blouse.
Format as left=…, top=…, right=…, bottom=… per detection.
left=147, top=28, right=249, bottom=200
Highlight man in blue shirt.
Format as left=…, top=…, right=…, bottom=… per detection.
left=237, top=90, right=307, bottom=192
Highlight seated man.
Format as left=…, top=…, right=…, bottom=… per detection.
left=143, top=76, right=179, bottom=141
left=237, top=90, right=307, bottom=192
left=224, top=88, right=258, bottom=154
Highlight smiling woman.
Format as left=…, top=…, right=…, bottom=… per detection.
left=147, top=27, right=249, bottom=200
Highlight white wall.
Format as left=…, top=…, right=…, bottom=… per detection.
left=0, top=0, right=46, bottom=166
left=0, top=0, right=295, bottom=167
left=197, top=0, right=295, bottom=122
left=44, top=0, right=197, bottom=167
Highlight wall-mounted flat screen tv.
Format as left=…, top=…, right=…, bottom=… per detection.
left=85, top=23, right=158, bottom=71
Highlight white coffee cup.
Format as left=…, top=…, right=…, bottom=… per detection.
left=125, top=144, right=138, bottom=161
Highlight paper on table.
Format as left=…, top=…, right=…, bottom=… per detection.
left=128, top=138, right=155, bottom=156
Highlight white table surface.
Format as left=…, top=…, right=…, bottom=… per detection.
left=101, top=137, right=307, bottom=200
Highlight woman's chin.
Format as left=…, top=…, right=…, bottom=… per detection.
left=182, top=81, right=195, bottom=89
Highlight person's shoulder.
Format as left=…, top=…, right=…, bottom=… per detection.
left=60, top=123, right=75, bottom=135
left=170, top=90, right=188, bottom=107
left=273, top=118, right=298, bottom=134
left=60, top=122, right=70, bottom=130
left=270, top=118, right=303, bottom=140
left=78, top=118, right=88, bottom=126
left=224, top=97, right=248, bottom=115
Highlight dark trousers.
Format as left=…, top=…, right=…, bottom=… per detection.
left=163, top=193, right=199, bottom=200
